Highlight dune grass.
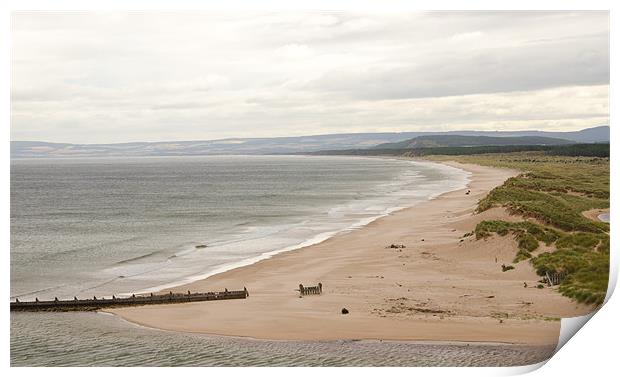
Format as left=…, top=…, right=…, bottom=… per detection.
left=432, top=153, right=610, bottom=306
left=475, top=220, right=560, bottom=263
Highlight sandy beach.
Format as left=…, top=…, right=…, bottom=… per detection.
left=110, top=161, right=592, bottom=345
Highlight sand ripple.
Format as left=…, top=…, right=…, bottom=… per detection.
left=11, top=312, right=554, bottom=367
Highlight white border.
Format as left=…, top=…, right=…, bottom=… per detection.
left=2, top=1, right=616, bottom=376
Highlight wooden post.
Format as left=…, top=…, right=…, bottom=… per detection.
left=318, top=282, right=322, bottom=294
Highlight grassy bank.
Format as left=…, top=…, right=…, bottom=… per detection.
left=432, top=154, right=610, bottom=306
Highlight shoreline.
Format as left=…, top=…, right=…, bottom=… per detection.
left=127, top=157, right=470, bottom=296
left=11, top=156, right=466, bottom=301
left=109, top=160, right=592, bottom=345
left=12, top=310, right=558, bottom=367
left=101, top=310, right=555, bottom=348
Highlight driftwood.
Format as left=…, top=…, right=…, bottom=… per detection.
left=10, top=287, right=249, bottom=312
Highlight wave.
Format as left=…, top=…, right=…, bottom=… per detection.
left=12, top=156, right=470, bottom=300
left=125, top=159, right=470, bottom=296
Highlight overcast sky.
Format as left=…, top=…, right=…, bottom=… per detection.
left=11, top=11, right=609, bottom=143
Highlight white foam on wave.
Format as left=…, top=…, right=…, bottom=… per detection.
left=126, top=159, right=471, bottom=296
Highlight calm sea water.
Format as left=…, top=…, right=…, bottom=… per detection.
left=11, top=155, right=469, bottom=300
left=12, top=155, right=558, bottom=367
left=10, top=312, right=554, bottom=367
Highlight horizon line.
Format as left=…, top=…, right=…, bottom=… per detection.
left=10, top=125, right=609, bottom=146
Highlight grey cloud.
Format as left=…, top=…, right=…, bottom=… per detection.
left=311, top=34, right=609, bottom=100
left=10, top=11, right=610, bottom=143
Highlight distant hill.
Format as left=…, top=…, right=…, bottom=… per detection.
left=311, top=143, right=610, bottom=158
left=371, top=135, right=574, bottom=150
left=11, top=125, right=608, bottom=158
left=391, top=125, right=609, bottom=144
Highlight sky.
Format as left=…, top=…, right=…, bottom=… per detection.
left=11, top=11, right=609, bottom=144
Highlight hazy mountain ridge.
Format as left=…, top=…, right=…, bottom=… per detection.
left=11, top=126, right=609, bottom=158
left=371, top=135, right=574, bottom=149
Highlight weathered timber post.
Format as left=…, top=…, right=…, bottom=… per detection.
left=299, top=284, right=304, bottom=296
left=244, top=287, right=249, bottom=298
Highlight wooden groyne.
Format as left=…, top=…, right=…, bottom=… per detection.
left=10, top=288, right=249, bottom=312
left=298, top=283, right=322, bottom=296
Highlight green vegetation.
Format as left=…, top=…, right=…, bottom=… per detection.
left=438, top=154, right=609, bottom=306
left=478, top=184, right=608, bottom=233
left=475, top=220, right=560, bottom=245
left=475, top=220, right=560, bottom=263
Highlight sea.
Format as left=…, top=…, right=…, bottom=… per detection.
left=10, top=155, right=552, bottom=366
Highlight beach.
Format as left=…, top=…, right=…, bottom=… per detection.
left=110, top=161, right=592, bottom=345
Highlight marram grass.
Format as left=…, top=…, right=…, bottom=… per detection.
left=438, top=154, right=609, bottom=306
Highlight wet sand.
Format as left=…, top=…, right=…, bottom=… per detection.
left=110, top=161, right=592, bottom=345
left=11, top=311, right=557, bottom=367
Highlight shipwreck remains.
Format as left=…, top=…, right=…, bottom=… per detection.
left=10, top=288, right=249, bottom=312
